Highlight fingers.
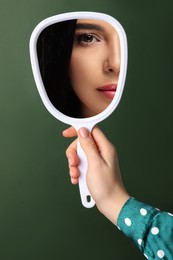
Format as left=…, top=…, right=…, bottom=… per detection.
left=62, top=127, right=79, bottom=184
left=63, top=126, right=116, bottom=185
left=91, top=127, right=117, bottom=165
left=65, top=138, right=80, bottom=185
left=78, top=127, right=115, bottom=165
left=70, top=167, right=80, bottom=184
left=66, top=139, right=78, bottom=166
left=62, top=127, right=77, bottom=138
left=78, top=127, right=102, bottom=163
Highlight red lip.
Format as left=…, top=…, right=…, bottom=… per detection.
left=98, top=84, right=117, bottom=100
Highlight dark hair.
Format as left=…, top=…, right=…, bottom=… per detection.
left=37, top=19, right=82, bottom=118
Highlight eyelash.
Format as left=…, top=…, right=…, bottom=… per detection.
left=74, top=33, right=100, bottom=46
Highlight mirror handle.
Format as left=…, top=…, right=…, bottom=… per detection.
left=77, top=139, right=95, bottom=208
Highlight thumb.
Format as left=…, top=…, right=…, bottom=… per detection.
left=78, top=127, right=101, bottom=162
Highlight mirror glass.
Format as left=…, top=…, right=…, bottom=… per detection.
left=36, top=18, right=121, bottom=118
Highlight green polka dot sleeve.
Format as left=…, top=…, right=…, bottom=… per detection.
left=117, top=198, right=173, bottom=259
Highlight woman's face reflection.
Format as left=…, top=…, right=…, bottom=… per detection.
left=37, top=18, right=121, bottom=118
left=69, top=19, right=121, bottom=117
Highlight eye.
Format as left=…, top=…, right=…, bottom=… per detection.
left=74, top=33, right=100, bottom=46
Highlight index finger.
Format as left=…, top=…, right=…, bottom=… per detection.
left=62, top=127, right=77, bottom=138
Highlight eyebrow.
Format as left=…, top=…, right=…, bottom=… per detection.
left=75, top=23, right=105, bottom=32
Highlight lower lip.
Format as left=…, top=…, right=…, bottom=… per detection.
left=99, top=90, right=116, bottom=100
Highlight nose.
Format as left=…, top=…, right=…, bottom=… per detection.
left=103, top=44, right=120, bottom=75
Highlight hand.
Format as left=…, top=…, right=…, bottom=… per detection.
left=62, top=127, right=130, bottom=224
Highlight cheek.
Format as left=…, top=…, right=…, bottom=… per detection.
left=70, top=53, right=94, bottom=88
left=69, top=49, right=103, bottom=91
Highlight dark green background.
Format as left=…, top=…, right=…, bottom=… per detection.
left=0, top=0, right=173, bottom=259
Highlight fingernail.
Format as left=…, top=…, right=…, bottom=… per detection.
left=79, top=128, right=89, bottom=138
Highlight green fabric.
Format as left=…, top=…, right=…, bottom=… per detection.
left=117, top=198, right=173, bottom=259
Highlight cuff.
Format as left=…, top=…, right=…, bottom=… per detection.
left=117, top=197, right=159, bottom=255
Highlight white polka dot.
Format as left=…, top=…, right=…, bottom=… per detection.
left=117, top=225, right=121, bottom=230
left=168, top=212, right=173, bottom=216
left=157, top=250, right=165, bottom=258
left=138, top=238, right=143, bottom=245
left=124, top=218, right=131, bottom=226
left=144, top=254, right=148, bottom=259
left=140, top=208, right=147, bottom=216
left=151, top=227, right=159, bottom=235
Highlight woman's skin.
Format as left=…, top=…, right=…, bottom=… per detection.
left=69, top=19, right=121, bottom=117
left=62, top=126, right=130, bottom=224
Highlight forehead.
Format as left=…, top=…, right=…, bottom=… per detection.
left=76, top=19, right=118, bottom=36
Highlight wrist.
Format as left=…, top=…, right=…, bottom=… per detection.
left=97, top=190, right=130, bottom=225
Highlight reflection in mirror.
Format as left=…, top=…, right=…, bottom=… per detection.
left=37, top=19, right=121, bottom=118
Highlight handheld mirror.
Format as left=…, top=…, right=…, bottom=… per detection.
left=29, top=11, right=128, bottom=208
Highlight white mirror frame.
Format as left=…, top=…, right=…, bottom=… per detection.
left=29, top=11, right=128, bottom=208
